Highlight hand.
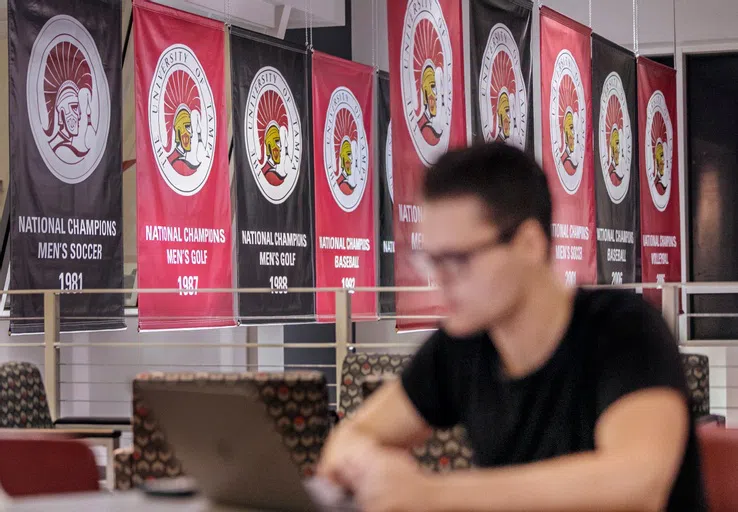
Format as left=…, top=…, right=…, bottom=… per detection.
left=317, top=424, right=378, bottom=488
left=340, top=446, right=436, bottom=512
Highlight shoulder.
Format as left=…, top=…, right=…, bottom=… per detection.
left=576, top=289, right=667, bottom=334
left=576, top=288, right=658, bottom=317
left=574, top=288, right=677, bottom=356
left=405, top=329, right=489, bottom=376
left=576, top=290, right=679, bottom=364
left=577, top=290, right=689, bottom=416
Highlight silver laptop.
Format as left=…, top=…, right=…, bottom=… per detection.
left=137, top=382, right=356, bottom=512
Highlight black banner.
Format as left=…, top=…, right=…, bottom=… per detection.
left=470, top=0, right=533, bottom=154
left=592, top=35, right=639, bottom=285
left=9, top=0, right=124, bottom=333
left=231, top=28, right=315, bottom=322
left=377, top=71, right=394, bottom=315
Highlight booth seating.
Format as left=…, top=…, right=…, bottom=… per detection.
left=113, top=371, right=330, bottom=490
left=340, top=352, right=720, bottom=472
left=340, top=353, right=474, bottom=472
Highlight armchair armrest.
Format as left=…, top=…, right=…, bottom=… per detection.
left=696, top=414, right=726, bottom=428
left=113, top=447, right=134, bottom=491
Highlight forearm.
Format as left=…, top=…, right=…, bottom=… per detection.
left=426, top=451, right=666, bottom=512
left=341, top=380, right=432, bottom=449
left=332, top=411, right=428, bottom=451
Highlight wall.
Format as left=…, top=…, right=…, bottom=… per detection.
left=0, top=0, right=735, bottom=453
left=350, top=0, right=738, bottom=424
left=286, top=0, right=353, bottom=59
left=352, top=0, right=738, bottom=70
left=0, top=0, right=363, bottom=427
left=0, top=319, right=248, bottom=417
left=354, top=320, right=429, bottom=352
left=553, top=0, right=738, bottom=52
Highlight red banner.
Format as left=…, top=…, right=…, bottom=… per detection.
left=387, top=0, right=467, bottom=330
left=134, top=0, right=234, bottom=330
left=312, top=52, right=376, bottom=322
left=540, top=7, right=596, bottom=286
left=638, top=57, right=680, bottom=305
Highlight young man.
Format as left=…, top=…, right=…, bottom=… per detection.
left=318, top=144, right=705, bottom=511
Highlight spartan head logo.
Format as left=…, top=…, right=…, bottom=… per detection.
left=245, top=67, right=301, bottom=205
left=335, top=111, right=358, bottom=196
left=149, top=44, right=216, bottom=197
left=165, top=77, right=200, bottom=176
left=479, top=24, right=527, bottom=150
left=598, top=72, right=632, bottom=204
left=27, top=15, right=110, bottom=184
left=323, top=87, right=369, bottom=213
left=549, top=50, right=587, bottom=195
left=262, top=118, right=285, bottom=185
left=400, top=0, right=453, bottom=167
left=645, top=91, right=673, bottom=212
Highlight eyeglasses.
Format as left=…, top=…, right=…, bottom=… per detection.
left=412, top=224, right=519, bottom=281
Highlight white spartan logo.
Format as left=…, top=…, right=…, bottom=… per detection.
left=27, top=15, right=110, bottom=184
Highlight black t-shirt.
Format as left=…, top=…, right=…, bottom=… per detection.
left=401, top=289, right=706, bottom=511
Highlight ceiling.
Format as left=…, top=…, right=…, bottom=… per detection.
left=151, top=0, right=345, bottom=38
left=0, top=0, right=345, bottom=40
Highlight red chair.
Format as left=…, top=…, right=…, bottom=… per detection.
left=698, top=425, right=738, bottom=512
left=0, top=437, right=100, bottom=497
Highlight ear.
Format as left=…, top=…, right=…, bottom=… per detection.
left=511, top=219, right=550, bottom=265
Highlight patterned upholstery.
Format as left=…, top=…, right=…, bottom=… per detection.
left=115, top=371, right=329, bottom=490
left=340, top=353, right=411, bottom=417
left=0, top=362, right=53, bottom=428
left=340, top=353, right=474, bottom=472
left=681, top=353, right=710, bottom=417
left=361, top=376, right=474, bottom=472
left=113, top=447, right=134, bottom=491
left=344, top=352, right=719, bottom=471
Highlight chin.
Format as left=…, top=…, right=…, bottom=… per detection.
left=440, top=316, right=484, bottom=338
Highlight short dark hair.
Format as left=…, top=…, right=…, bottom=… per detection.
left=422, top=142, right=552, bottom=243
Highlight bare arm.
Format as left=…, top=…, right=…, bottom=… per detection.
left=340, top=378, right=432, bottom=447
left=425, top=388, right=688, bottom=512
left=318, top=379, right=432, bottom=481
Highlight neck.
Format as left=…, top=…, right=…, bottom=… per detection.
left=488, top=269, right=575, bottom=379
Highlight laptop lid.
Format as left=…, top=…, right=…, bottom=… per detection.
left=137, top=382, right=319, bottom=512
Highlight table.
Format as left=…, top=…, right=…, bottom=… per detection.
left=5, top=491, right=252, bottom=511
left=0, top=429, right=121, bottom=490
left=54, top=417, right=131, bottom=433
